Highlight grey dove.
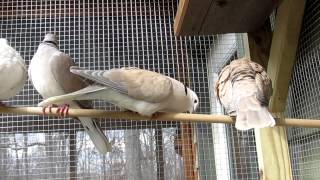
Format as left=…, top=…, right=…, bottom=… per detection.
left=215, top=57, right=275, bottom=130
left=0, top=38, right=27, bottom=104
left=29, top=34, right=111, bottom=154
left=38, top=66, right=199, bottom=117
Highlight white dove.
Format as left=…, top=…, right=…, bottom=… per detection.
left=215, top=57, right=275, bottom=130
left=0, top=38, right=27, bottom=104
left=38, top=66, right=199, bottom=117
left=29, top=34, right=111, bottom=154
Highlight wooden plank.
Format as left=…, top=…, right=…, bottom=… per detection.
left=180, top=123, right=197, bottom=180
left=174, top=0, right=281, bottom=36
left=244, top=0, right=306, bottom=179
left=267, top=0, right=305, bottom=113
left=174, top=0, right=212, bottom=36
left=191, top=124, right=199, bottom=180
left=174, top=0, right=190, bottom=36
left=244, top=21, right=273, bottom=69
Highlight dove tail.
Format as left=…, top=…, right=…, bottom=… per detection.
left=38, top=93, right=78, bottom=106
left=235, top=96, right=275, bottom=131
left=38, top=85, right=107, bottom=107
left=78, top=117, right=112, bottom=154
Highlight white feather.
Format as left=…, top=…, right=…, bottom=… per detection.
left=0, top=38, right=27, bottom=100
left=29, top=34, right=111, bottom=154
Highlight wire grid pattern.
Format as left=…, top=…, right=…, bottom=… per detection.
left=207, top=34, right=259, bottom=180
left=285, top=0, right=320, bottom=179
left=0, top=0, right=259, bottom=179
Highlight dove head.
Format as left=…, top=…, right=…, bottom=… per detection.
left=187, top=88, right=199, bottom=113
left=0, top=38, right=8, bottom=45
left=43, top=33, right=58, bottom=46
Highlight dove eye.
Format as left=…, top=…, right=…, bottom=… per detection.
left=194, top=100, right=198, bottom=104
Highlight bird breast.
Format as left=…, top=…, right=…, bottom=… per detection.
left=0, top=60, right=26, bottom=99
left=29, top=56, right=65, bottom=99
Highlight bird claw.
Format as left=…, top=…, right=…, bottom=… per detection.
left=0, top=101, right=7, bottom=107
left=151, top=112, right=163, bottom=119
left=42, top=104, right=58, bottom=114
left=42, top=104, right=70, bottom=118
left=56, top=104, right=70, bottom=118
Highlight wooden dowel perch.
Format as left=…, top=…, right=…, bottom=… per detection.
left=0, top=107, right=319, bottom=128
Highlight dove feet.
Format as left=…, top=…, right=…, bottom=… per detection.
left=42, top=104, right=58, bottom=114
left=56, top=104, right=70, bottom=118
left=0, top=101, right=7, bottom=107
left=151, top=112, right=163, bottom=119
left=42, top=104, right=70, bottom=118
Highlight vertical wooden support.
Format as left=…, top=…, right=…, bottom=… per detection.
left=244, top=21, right=273, bottom=69
left=180, top=123, right=197, bottom=180
left=155, top=127, right=165, bottom=180
left=69, top=130, right=77, bottom=180
left=245, top=0, right=306, bottom=179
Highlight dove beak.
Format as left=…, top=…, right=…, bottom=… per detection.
left=186, top=107, right=194, bottom=114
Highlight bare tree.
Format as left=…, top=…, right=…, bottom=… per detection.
left=125, top=129, right=143, bottom=180
left=13, top=134, right=20, bottom=180
left=45, top=133, right=55, bottom=179
left=23, top=133, right=29, bottom=180
left=0, top=134, right=9, bottom=179
left=141, top=129, right=156, bottom=180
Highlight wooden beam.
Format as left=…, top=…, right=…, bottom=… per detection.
left=244, top=21, right=273, bottom=69
left=267, top=0, right=306, bottom=112
left=174, top=0, right=212, bottom=36
left=244, top=0, right=306, bottom=179
left=174, top=0, right=281, bottom=36
left=180, top=123, right=197, bottom=180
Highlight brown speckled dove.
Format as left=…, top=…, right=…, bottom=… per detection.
left=215, top=57, right=275, bottom=130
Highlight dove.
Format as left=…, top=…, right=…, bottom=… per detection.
left=215, top=57, right=275, bottom=130
left=38, top=66, right=199, bottom=117
left=0, top=38, right=27, bottom=104
left=28, top=34, right=111, bottom=154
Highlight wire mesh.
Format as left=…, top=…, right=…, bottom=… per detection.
left=207, top=34, right=259, bottom=180
left=285, top=0, right=320, bottom=179
left=0, top=0, right=260, bottom=180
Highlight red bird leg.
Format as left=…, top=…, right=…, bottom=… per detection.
left=151, top=112, right=163, bottom=119
left=42, top=104, right=58, bottom=114
left=56, top=104, right=70, bottom=117
left=0, top=101, right=6, bottom=106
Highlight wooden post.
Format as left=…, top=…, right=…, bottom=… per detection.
left=244, top=21, right=272, bottom=69
left=245, top=0, right=306, bottom=179
left=180, top=123, right=197, bottom=180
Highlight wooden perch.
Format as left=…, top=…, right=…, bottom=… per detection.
left=0, top=106, right=319, bottom=128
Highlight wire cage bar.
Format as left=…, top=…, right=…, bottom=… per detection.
left=0, top=0, right=319, bottom=180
